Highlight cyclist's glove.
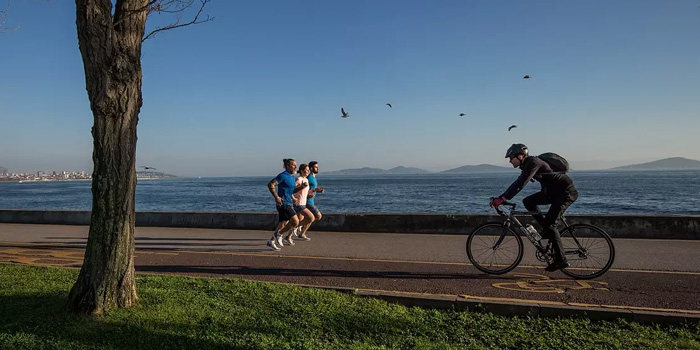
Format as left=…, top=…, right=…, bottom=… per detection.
left=490, top=197, right=504, bottom=208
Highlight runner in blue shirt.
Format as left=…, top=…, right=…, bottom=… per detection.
left=266, top=158, right=306, bottom=250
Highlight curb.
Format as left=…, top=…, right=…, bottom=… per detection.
left=293, top=283, right=700, bottom=326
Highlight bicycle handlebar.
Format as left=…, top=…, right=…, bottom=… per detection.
left=490, top=197, right=517, bottom=216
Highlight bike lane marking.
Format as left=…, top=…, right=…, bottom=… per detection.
left=491, top=273, right=609, bottom=294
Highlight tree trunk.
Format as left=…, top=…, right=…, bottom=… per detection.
left=66, top=0, right=148, bottom=315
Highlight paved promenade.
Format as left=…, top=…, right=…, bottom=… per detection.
left=1, top=223, right=699, bottom=317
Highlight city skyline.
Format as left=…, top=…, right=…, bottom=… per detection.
left=1, top=1, right=699, bottom=177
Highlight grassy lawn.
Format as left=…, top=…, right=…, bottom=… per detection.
left=0, top=263, right=698, bottom=350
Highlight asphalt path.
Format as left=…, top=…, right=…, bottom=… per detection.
left=1, top=223, right=698, bottom=314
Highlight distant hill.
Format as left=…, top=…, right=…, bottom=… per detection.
left=324, top=166, right=430, bottom=176
left=136, top=171, right=177, bottom=179
left=610, top=157, right=700, bottom=171
left=442, top=164, right=511, bottom=173
left=387, top=166, right=430, bottom=174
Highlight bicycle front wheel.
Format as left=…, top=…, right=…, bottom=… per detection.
left=559, top=224, right=615, bottom=279
left=466, top=223, right=523, bottom=275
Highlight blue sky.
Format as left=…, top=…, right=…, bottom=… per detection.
left=1, top=0, right=699, bottom=176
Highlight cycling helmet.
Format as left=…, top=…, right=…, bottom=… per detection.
left=505, top=143, right=528, bottom=158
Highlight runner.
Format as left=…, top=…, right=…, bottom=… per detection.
left=287, top=164, right=316, bottom=245
left=266, top=158, right=305, bottom=251
left=296, top=160, right=323, bottom=240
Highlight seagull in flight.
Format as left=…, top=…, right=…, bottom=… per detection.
left=341, top=108, right=350, bottom=118
left=140, top=166, right=157, bottom=170
left=459, top=113, right=466, bottom=117
left=523, top=75, right=531, bottom=79
left=508, top=125, right=517, bottom=131
left=386, top=103, right=392, bottom=108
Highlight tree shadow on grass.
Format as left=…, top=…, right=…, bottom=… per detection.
left=0, top=291, right=429, bottom=350
left=0, top=293, right=280, bottom=350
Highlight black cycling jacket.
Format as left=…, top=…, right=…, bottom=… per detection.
left=500, top=156, right=576, bottom=200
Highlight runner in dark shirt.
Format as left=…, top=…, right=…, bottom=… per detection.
left=491, top=144, right=579, bottom=272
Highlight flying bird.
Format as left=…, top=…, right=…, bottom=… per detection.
left=508, top=125, right=517, bottom=131
left=386, top=103, right=392, bottom=108
left=140, top=166, right=157, bottom=170
left=459, top=113, right=466, bottom=117
left=341, top=108, right=350, bottom=118
left=523, top=75, right=531, bottom=79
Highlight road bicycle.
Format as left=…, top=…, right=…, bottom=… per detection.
left=466, top=200, right=615, bottom=279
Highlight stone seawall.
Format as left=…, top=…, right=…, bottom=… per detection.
left=0, top=210, right=698, bottom=239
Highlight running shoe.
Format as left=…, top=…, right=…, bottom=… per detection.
left=274, top=232, right=284, bottom=247
left=283, top=235, right=295, bottom=246
left=267, top=239, right=281, bottom=251
left=297, top=234, right=311, bottom=241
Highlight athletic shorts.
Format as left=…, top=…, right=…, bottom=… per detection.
left=293, top=204, right=307, bottom=212
left=277, top=205, right=296, bottom=222
left=306, top=204, right=321, bottom=217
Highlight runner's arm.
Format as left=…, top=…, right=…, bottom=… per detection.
left=268, top=179, right=281, bottom=201
left=293, top=178, right=308, bottom=193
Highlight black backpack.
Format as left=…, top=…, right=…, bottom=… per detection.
left=538, top=152, right=569, bottom=174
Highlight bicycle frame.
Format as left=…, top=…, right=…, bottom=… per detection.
left=494, top=201, right=555, bottom=253
left=494, top=201, right=590, bottom=256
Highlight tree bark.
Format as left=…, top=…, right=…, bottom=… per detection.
left=66, top=0, right=148, bottom=315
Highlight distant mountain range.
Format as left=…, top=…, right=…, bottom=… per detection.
left=324, top=164, right=510, bottom=175
left=323, top=157, right=700, bottom=175
left=610, top=157, right=700, bottom=171
left=323, top=166, right=430, bottom=176
left=136, top=171, right=177, bottom=179
left=441, top=164, right=511, bottom=173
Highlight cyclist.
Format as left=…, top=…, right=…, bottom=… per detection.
left=491, top=143, right=579, bottom=272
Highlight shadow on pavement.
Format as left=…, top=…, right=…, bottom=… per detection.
left=135, top=264, right=505, bottom=281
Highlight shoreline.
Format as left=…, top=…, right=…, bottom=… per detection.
left=0, top=177, right=175, bottom=184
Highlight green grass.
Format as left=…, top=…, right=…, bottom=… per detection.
left=0, top=263, right=698, bottom=350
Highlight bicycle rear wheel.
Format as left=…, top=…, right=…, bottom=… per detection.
left=466, top=223, right=523, bottom=275
left=559, top=224, right=615, bottom=279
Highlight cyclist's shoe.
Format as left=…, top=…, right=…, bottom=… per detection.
left=545, top=260, right=569, bottom=272
left=267, top=239, right=281, bottom=251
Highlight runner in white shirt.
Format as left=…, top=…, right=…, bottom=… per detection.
left=286, top=164, right=316, bottom=245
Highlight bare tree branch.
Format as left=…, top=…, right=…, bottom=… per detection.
left=0, top=1, right=21, bottom=33
left=142, top=0, right=213, bottom=42
left=113, top=0, right=158, bottom=27
left=111, top=0, right=212, bottom=42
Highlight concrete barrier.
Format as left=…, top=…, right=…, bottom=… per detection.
left=0, top=209, right=698, bottom=239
